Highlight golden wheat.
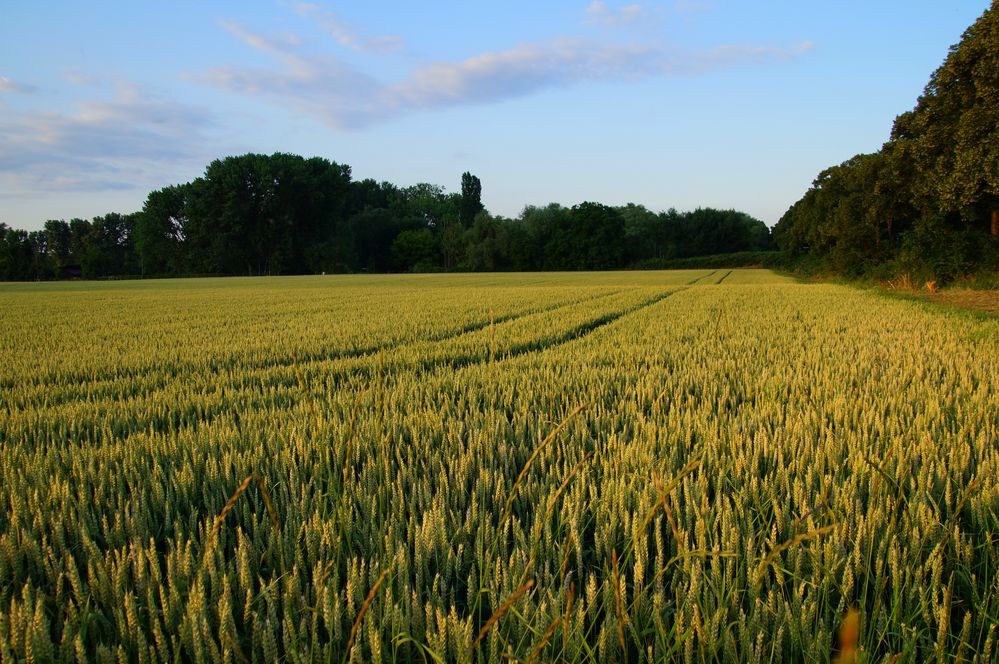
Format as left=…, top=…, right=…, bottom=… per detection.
left=0, top=270, right=994, bottom=662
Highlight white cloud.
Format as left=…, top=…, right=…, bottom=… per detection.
left=0, top=76, right=36, bottom=94
left=203, top=22, right=384, bottom=128
left=201, top=21, right=813, bottom=130
left=292, top=2, right=404, bottom=54
left=62, top=70, right=99, bottom=86
left=584, top=1, right=653, bottom=27
left=390, top=39, right=661, bottom=109
left=0, top=82, right=216, bottom=194
left=684, top=41, right=814, bottom=72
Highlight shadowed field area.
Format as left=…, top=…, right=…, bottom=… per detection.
left=929, top=289, right=999, bottom=316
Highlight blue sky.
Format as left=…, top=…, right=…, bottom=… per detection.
left=0, top=1, right=988, bottom=231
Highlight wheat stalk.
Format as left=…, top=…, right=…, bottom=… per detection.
left=341, top=384, right=368, bottom=486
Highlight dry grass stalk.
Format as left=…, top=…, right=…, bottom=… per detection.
left=886, top=273, right=916, bottom=291
left=517, top=456, right=591, bottom=588
left=497, top=404, right=586, bottom=534
left=753, top=525, right=836, bottom=586
left=527, top=614, right=563, bottom=664
left=317, top=560, right=336, bottom=587
left=209, top=473, right=283, bottom=570
left=639, top=458, right=701, bottom=534
left=649, top=550, right=737, bottom=588
left=293, top=362, right=322, bottom=431
left=652, top=386, right=669, bottom=408
left=662, top=499, right=682, bottom=556
left=561, top=533, right=574, bottom=585
left=346, top=567, right=390, bottom=661
left=255, top=476, right=281, bottom=535
left=612, top=549, right=628, bottom=656
left=211, top=474, right=256, bottom=540
left=563, top=582, right=575, bottom=646
left=209, top=473, right=281, bottom=541
left=545, top=453, right=590, bottom=521
left=467, top=580, right=535, bottom=658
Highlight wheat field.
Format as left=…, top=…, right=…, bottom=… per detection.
left=0, top=270, right=996, bottom=663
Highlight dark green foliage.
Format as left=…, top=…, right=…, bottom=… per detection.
left=898, top=214, right=999, bottom=282
left=0, top=224, right=39, bottom=280
left=44, top=220, right=73, bottom=270
left=180, top=153, right=353, bottom=275
left=774, top=154, right=894, bottom=277
left=2, top=215, right=141, bottom=280
left=391, top=228, right=439, bottom=272
left=673, top=208, right=773, bottom=258
left=81, top=213, right=139, bottom=278
left=462, top=213, right=512, bottom=271
left=134, top=185, right=189, bottom=276
left=459, top=171, right=483, bottom=227
left=544, top=202, right=626, bottom=270
left=775, top=3, right=999, bottom=282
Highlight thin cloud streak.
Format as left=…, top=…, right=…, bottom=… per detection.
left=292, top=2, right=404, bottom=54
left=202, top=22, right=814, bottom=129
left=0, top=82, right=217, bottom=194
left=584, top=1, right=653, bottom=27
left=685, top=41, right=815, bottom=72
left=204, top=21, right=385, bottom=128
left=389, top=39, right=662, bottom=108
left=0, top=76, right=37, bottom=94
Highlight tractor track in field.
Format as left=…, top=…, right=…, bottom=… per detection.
left=5, top=287, right=689, bottom=446
left=0, top=289, right=623, bottom=400
left=686, top=270, right=717, bottom=285
left=411, top=286, right=690, bottom=375
left=4, top=289, right=626, bottom=409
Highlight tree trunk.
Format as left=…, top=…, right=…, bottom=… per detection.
left=992, top=210, right=999, bottom=237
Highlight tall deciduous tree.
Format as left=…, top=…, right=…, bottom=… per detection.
left=44, top=220, right=73, bottom=269
left=889, top=3, right=999, bottom=232
left=459, top=172, right=483, bottom=227
left=135, top=185, right=189, bottom=275
left=183, top=153, right=352, bottom=275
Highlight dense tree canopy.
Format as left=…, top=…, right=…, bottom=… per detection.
left=2, top=154, right=772, bottom=280
left=775, top=2, right=999, bottom=280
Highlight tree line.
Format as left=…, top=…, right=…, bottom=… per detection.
left=773, top=2, right=999, bottom=281
left=0, top=153, right=772, bottom=280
